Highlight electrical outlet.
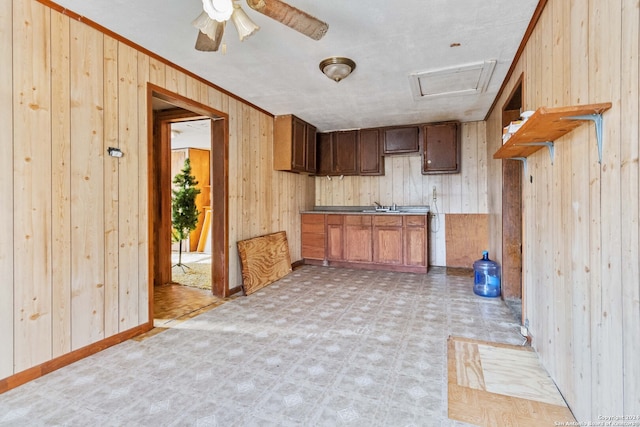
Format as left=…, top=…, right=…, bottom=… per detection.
left=432, top=186, right=437, bottom=202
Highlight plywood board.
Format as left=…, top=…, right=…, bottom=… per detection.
left=448, top=336, right=575, bottom=426
left=445, top=214, right=489, bottom=268
left=237, top=231, right=292, bottom=296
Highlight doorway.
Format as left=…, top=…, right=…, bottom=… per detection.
left=148, top=84, right=230, bottom=326
left=501, top=75, right=524, bottom=323
left=170, top=119, right=212, bottom=289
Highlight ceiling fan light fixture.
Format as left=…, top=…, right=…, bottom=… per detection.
left=230, top=4, right=260, bottom=41
left=192, top=11, right=225, bottom=43
left=319, top=57, right=356, bottom=82
left=202, top=0, right=234, bottom=22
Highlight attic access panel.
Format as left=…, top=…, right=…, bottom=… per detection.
left=409, top=60, right=496, bottom=100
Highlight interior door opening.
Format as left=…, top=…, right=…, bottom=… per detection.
left=148, top=84, right=230, bottom=326
left=501, top=74, right=524, bottom=324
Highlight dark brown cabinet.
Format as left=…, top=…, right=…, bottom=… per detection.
left=273, top=114, right=317, bottom=174
left=383, top=125, right=420, bottom=154
left=422, top=122, right=460, bottom=174
left=317, top=129, right=383, bottom=176
left=358, top=128, right=384, bottom=175
left=316, top=130, right=359, bottom=176
left=333, top=131, right=359, bottom=175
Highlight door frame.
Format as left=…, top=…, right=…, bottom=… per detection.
left=147, top=84, right=230, bottom=316
left=500, top=74, right=524, bottom=320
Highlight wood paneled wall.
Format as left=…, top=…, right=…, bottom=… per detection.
left=0, top=0, right=313, bottom=383
left=315, top=121, right=488, bottom=266
left=486, top=0, right=639, bottom=419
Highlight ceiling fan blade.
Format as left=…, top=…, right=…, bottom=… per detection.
left=246, top=0, right=328, bottom=41
left=195, top=28, right=224, bottom=51
left=193, top=12, right=225, bottom=52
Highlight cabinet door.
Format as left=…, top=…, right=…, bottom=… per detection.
left=327, top=215, right=344, bottom=261
left=305, top=123, right=317, bottom=173
left=333, top=130, right=358, bottom=175
left=301, top=214, right=325, bottom=260
left=384, top=126, right=419, bottom=154
left=422, top=122, right=460, bottom=174
left=344, top=215, right=372, bottom=262
left=316, top=133, right=333, bottom=175
left=359, top=128, right=384, bottom=175
left=404, top=216, right=427, bottom=267
left=291, top=116, right=307, bottom=172
left=372, top=216, right=403, bottom=264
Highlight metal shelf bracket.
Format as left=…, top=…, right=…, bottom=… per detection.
left=564, top=113, right=605, bottom=163
left=515, top=141, right=555, bottom=165
left=509, top=156, right=528, bottom=175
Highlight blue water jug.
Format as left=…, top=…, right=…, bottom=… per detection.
left=473, top=251, right=501, bottom=297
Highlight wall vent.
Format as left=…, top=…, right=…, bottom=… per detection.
left=409, top=60, right=496, bottom=100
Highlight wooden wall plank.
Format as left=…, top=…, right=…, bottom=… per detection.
left=117, top=42, right=140, bottom=331
left=13, top=0, right=52, bottom=372
left=620, top=0, right=640, bottom=413
left=50, top=9, right=72, bottom=357
left=137, top=51, right=149, bottom=324
left=567, top=0, right=592, bottom=419
left=165, top=66, right=187, bottom=96
left=590, top=0, right=623, bottom=417
left=551, top=0, right=573, bottom=407
left=69, top=19, right=105, bottom=349
left=148, top=57, right=165, bottom=86
left=103, top=35, right=119, bottom=337
left=0, top=0, right=14, bottom=378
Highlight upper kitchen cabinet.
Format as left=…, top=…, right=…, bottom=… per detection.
left=317, top=129, right=384, bottom=176
left=358, top=128, right=384, bottom=176
left=273, top=114, right=317, bottom=174
left=317, top=130, right=359, bottom=176
left=383, top=125, right=420, bottom=154
left=333, top=130, right=359, bottom=175
left=422, top=121, right=460, bottom=174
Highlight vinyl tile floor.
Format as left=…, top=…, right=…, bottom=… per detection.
left=0, top=265, right=528, bottom=427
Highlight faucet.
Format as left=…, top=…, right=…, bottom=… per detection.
left=374, top=201, right=382, bottom=208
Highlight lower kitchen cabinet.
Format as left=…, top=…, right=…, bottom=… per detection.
left=404, top=215, right=427, bottom=267
left=326, top=215, right=344, bottom=261
left=372, top=216, right=403, bottom=265
left=301, top=213, right=428, bottom=273
left=301, top=214, right=325, bottom=260
left=344, top=215, right=373, bottom=262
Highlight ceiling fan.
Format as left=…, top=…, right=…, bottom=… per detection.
left=193, top=0, right=329, bottom=52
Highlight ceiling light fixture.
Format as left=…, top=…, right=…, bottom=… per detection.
left=194, top=0, right=259, bottom=51
left=230, top=3, right=260, bottom=41
left=319, top=57, right=356, bottom=82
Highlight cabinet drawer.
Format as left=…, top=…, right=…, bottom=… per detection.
left=302, top=222, right=324, bottom=234
left=345, top=215, right=372, bottom=226
left=327, top=215, right=344, bottom=225
left=372, top=216, right=403, bottom=227
left=404, top=215, right=426, bottom=227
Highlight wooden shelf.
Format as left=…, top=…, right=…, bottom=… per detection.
left=494, top=103, right=612, bottom=161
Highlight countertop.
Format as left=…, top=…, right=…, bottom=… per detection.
left=301, top=205, right=430, bottom=215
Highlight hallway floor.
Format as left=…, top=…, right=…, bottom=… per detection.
left=0, top=265, right=566, bottom=426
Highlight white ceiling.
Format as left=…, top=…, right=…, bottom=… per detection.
left=53, top=0, right=538, bottom=132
